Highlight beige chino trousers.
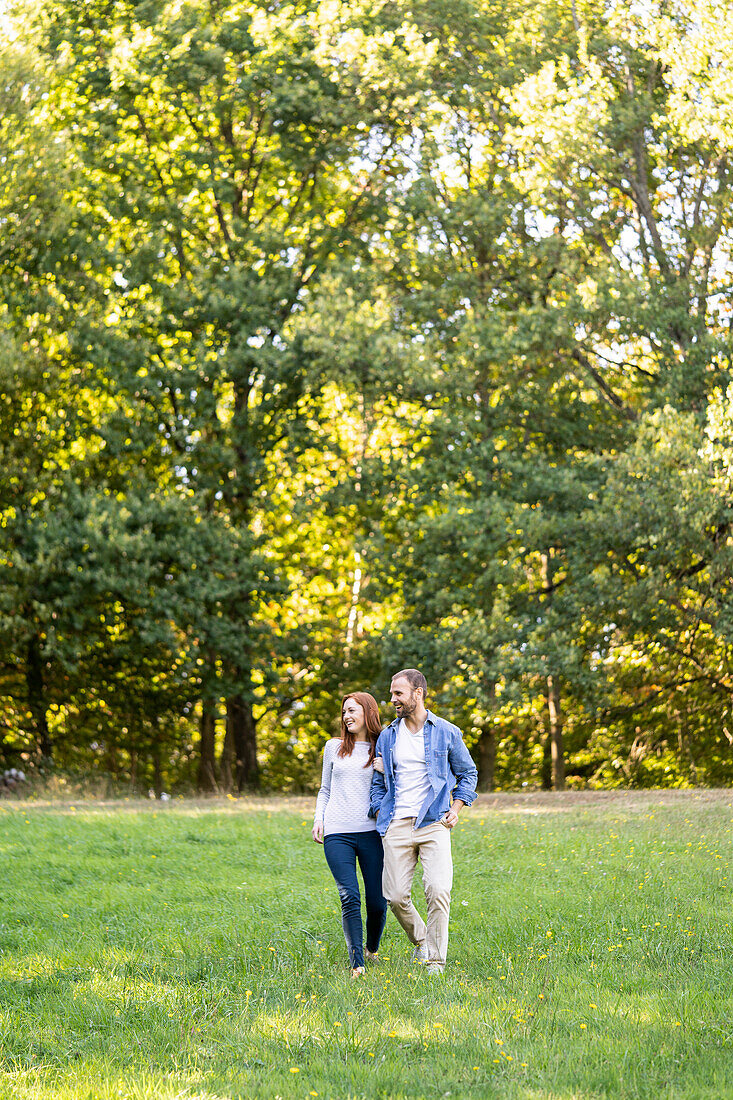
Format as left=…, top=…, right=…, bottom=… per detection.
left=381, top=816, right=453, bottom=968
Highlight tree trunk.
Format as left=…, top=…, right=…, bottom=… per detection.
left=476, top=724, right=496, bottom=792
left=26, top=634, right=52, bottom=760
left=197, top=697, right=219, bottom=792
left=227, top=377, right=259, bottom=792
left=677, top=708, right=698, bottom=784
left=541, top=731, right=553, bottom=790
left=345, top=549, right=362, bottom=664
left=227, top=692, right=258, bottom=791
left=540, top=550, right=565, bottom=791
left=152, top=740, right=163, bottom=798
left=219, top=718, right=233, bottom=792
left=105, top=738, right=119, bottom=777
left=546, top=673, right=565, bottom=791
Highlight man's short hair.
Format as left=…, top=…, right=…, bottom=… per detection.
left=391, top=668, right=427, bottom=698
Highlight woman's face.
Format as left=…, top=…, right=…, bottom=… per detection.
left=342, top=698, right=367, bottom=738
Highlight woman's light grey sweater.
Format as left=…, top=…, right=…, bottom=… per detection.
left=314, top=739, right=376, bottom=835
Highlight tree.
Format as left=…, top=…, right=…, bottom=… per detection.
left=20, top=0, right=440, bottom=786
left=0, top=34, right=94, bottom=761
left=370, top=0, right=733, bottom=789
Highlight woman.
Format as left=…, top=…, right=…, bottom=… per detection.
left=312, top=691, right=387, bottom=977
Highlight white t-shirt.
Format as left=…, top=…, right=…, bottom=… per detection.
left=393, top=719, right=432, bottom=818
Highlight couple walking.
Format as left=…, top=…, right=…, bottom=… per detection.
left=312, top=668, right=478, bottom=977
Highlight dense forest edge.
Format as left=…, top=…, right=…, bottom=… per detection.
left=2, top=0, right=733, bottom=796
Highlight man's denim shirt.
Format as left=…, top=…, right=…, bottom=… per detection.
left=369, top=710, right=478, bottom=835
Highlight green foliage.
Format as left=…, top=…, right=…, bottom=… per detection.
left=2, top=0, right=733, bottom=788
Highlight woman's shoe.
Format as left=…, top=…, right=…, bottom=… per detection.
left=351, top=966, right=366, bottom=978
left=365, top=950, right=379, bottom=963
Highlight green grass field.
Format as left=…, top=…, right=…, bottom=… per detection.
left=2, top=791, right=733, bottom=1099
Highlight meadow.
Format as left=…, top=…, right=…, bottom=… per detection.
left=2, top=790, right=733, bottom=1100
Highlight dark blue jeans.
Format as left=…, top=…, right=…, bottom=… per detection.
left=323, top=831, right=388, bottom=969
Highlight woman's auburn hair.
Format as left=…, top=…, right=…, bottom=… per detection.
left=338, top=691, right=382, bottom=766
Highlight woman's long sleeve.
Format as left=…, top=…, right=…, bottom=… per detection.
left=314, top=742, right=334, bottom=824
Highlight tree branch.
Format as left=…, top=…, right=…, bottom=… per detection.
left=570, top=349, right=637, bottom=417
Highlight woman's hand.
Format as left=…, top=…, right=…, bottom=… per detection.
left=312, top=821, right=324, bottom=843
left=373, top=755, right=384, bottom=774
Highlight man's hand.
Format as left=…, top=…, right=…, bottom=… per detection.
left=373, top=754, right=384, bottom=774
left=441, top=800, right=465, bottom=829
left=312, top=821, right=324, bottom=843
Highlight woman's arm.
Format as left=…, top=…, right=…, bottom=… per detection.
left=312, top=741, right=335, bottom=843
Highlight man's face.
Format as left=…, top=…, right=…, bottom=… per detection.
left=390, top=676, right=420, bottom=718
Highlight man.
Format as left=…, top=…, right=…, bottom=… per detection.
left=369, top=668, right=478, bottom=975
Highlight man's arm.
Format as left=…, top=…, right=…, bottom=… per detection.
left=369, top=733, right=387, bottom=818
left=448, top=727, right=478, bottom=810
